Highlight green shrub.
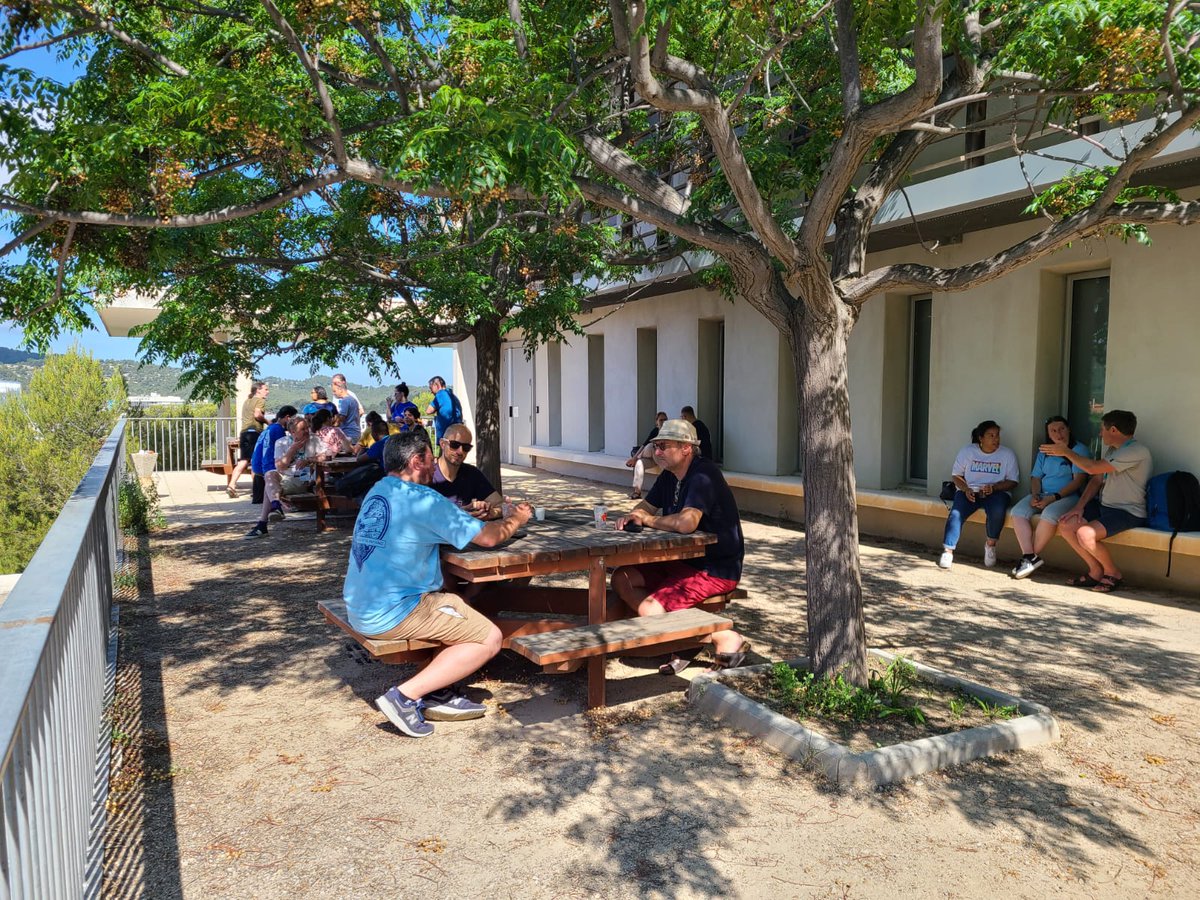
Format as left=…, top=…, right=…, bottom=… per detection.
left=118, top=475, right=162, bottom=534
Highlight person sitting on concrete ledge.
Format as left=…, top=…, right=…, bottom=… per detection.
left=1041, top=409, right=1152, bottom=595
left=625, top=411, right=667, bottom=500
left=1010, top=415, right=1090, bottom=579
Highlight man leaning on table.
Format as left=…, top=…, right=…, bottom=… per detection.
left=344, top=429, right=532, bottom=738
left=613, top=418, right=749, bottom=675
left=431, top=423, right=505, bottom=519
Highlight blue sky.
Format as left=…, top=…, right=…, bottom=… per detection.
left=0, top=39, right=453, bottom=385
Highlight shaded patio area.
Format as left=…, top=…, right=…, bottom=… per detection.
left=105, top=466, right=1200, bottom=898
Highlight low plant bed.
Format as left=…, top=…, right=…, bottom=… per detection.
left=688, top=649, right=1059, bottom=790
left=733, top=655, right=1019, bottom=752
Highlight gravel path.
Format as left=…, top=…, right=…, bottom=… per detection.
left=103, top=467, right=1200, bottom=899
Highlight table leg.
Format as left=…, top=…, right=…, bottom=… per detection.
left=587, top=556, right=607, bottom=709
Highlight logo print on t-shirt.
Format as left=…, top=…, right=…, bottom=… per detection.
left=352, top=495, right=390, bottom=570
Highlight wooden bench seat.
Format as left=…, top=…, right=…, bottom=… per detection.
left=319, top=599, right=442, bottom=664
left=508, top=607, right=733, bottom=666
left=286, top=490, right=362, bottom=530
left=199, top=459, right=227, bottom=476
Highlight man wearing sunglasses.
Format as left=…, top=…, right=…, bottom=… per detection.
left=430, top=424, right=504, bottom=520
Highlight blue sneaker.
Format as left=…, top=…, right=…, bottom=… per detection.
left=268, top=501, right=285, bottom=523
left=375, top=687, right=434, bottom=737
left=422, top=688, right=486, bottom=721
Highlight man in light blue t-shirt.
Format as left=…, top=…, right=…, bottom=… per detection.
left=344, top=430, right=531, bottom=738
left=331, top=373, right=362, bottom=442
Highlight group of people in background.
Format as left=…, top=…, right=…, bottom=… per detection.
left=231, top=375, right=465, bottom=540
left=939, top=409, right=1152, bottom=594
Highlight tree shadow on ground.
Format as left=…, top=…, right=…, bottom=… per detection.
left=133, top=478, right=1200, bottom=894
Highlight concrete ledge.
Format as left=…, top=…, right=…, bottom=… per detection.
left=519, top=444, right=1200, bottom=592
left=688, top=650, right=1059, bottom=791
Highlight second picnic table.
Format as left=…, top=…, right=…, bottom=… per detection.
left=440, top=511, right=734, bottom=708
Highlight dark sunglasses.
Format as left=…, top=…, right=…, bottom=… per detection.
left=444, top=440, right=472, bottom=452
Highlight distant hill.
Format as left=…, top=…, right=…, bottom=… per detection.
left=0, top=348, right=439, bottom=414
left=0, top=348, right=43, bottom=364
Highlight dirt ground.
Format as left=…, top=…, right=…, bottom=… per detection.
left=103, top=467, right=1200, bottom=899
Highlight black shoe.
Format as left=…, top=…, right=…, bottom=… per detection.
left=243, top=523, right=268, bottom=539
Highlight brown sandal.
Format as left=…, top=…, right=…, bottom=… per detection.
left=707, top=642, right=751, bottom=672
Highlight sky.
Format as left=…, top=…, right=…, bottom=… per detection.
left=0, top=37, right=453, bottom=386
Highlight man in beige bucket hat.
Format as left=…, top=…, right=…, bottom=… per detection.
left=613, top=419, right=749, bottom=674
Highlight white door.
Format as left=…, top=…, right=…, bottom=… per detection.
left=504, top=347, right=535, bottom=466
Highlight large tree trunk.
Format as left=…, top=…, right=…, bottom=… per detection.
left=789, top=284, right=867, bottom=684
left=472, top=316, right=504, bottom=492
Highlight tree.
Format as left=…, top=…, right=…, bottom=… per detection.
left=468, top=0, right=1200, bottom=681
left=0, top=1, right=621, bottom=488
left=0, top=347, right=125, bottom=573
left=2, top=1, right=1197, bottom=678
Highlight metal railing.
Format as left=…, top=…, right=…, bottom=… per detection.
left=1, top=419, right=125, bottom=899
left=127, top=416, right=235, bottom=472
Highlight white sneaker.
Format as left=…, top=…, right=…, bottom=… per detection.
left=1013, top=556, right=1044, bottom=579
left=938, top=549, right=954, bottom=569
left=984, top=545, right=998, bottom=568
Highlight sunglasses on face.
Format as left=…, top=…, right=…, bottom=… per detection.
left=444, top=440, right=472, bottom=452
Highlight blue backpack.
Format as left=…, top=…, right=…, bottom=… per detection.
left=1145, top=471, right=1200, bottom=576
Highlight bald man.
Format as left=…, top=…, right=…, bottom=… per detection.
left=430, top=424, right=504, bottom=519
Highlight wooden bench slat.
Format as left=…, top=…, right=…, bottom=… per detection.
left=319, top=599, right=440, bottom=657
left=509, top=607, right=732, bottom=665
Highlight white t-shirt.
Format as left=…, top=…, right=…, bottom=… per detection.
left=952, top=443, right=1019, bottom=490
left=273, top=435, right=322, bottom=480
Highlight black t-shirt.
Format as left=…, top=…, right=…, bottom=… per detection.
left=645, top=456, right=743, bottom=581
left=692, top=419, right=713, bottom=460
left=431, top=462, right=496, bottom=507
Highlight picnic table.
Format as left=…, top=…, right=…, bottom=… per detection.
left=287, top=456, right=364, bottom=530
left=320, top=510, right=737, bottom=709
left=441, top=511, right=733, bottom=708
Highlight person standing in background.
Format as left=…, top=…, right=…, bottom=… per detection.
left=227, top=381, right=268, bottom=499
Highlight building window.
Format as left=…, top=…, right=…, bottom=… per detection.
left=1065, top=273, right=1110, bottom=455
left=697, top=319, right=725, bottom=463
left=588, top=335, right=605, bottom=452
left=636, top=328, right=658, bottom=439
left=546, top=341, right=562, bottom=447
left=908, top=296, right=933, bottom=481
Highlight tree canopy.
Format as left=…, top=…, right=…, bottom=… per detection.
left=2, top=0, right=1198, bottom=675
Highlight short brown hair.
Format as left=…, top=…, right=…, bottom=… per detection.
left=1101, top=409, right=1137, bottom=436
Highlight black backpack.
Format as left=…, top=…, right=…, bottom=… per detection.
left=1145, top=470, right=1200, bottom=576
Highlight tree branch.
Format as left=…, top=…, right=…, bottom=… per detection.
left=52, top=222, right=76, bottom=306
left=576, top=177, right=745, bottom=255
left=1096, top=105, right=1200, bottom=210
left=839, top=200, right=1200, bottom=301
left=0, top=218, right=54, bottom=257
left=0, top=172, right=347, bottom=228
left=0, top=29, right=94, bottom=61
left=51, top=3, right=190, bottom=77
left=508, top=0, right=529, bottom=60
left=799, top=0, right=943, bottom=258
left=260, top=0, right=347, bottom=164
left=579, top=133, right=689, bottom=216
left=728, top=1, right=833, bottom=119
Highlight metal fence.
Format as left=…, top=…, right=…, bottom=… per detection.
left=1, top=419, right=125, bottom=899
left=127, top=416, right=236, bottom=472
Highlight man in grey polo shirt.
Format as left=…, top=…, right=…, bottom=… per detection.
left=1040, top=409, right=1152, bottom=594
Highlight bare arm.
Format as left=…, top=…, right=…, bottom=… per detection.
left=470, top=503, right=532, bottom=547
left=622, top=502, right=703, bottom=535
left=1040, top=443, right=1115, bottom=475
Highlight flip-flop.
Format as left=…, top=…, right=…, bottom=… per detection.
left=658, top=657, right=692, bottom=676
left=1091, top=575, right=1123, bottom=594
left=1067, top=574, right=1100, bottom=588
left=707, top=641, right=751, bottom=672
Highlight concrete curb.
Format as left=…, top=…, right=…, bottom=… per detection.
left=687, top=650, right=1060, bottom=790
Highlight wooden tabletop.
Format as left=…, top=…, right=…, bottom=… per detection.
left=441, top=513, right=714, bottom=582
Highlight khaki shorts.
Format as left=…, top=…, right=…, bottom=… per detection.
left=365, top=592, right=495, bottom=645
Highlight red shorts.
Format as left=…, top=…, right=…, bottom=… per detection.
left=633, top=561, right=738, bottom=612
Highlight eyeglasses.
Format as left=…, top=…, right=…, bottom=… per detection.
left=652, top=442, right=677, bottom=452
left=444, top=440, right=472, bottom=452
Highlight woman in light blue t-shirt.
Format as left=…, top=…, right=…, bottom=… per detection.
left=1009, top=415, right=1089, bottom=579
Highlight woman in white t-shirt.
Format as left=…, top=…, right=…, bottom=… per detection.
left=938, top=420, right=1020, bottom=570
